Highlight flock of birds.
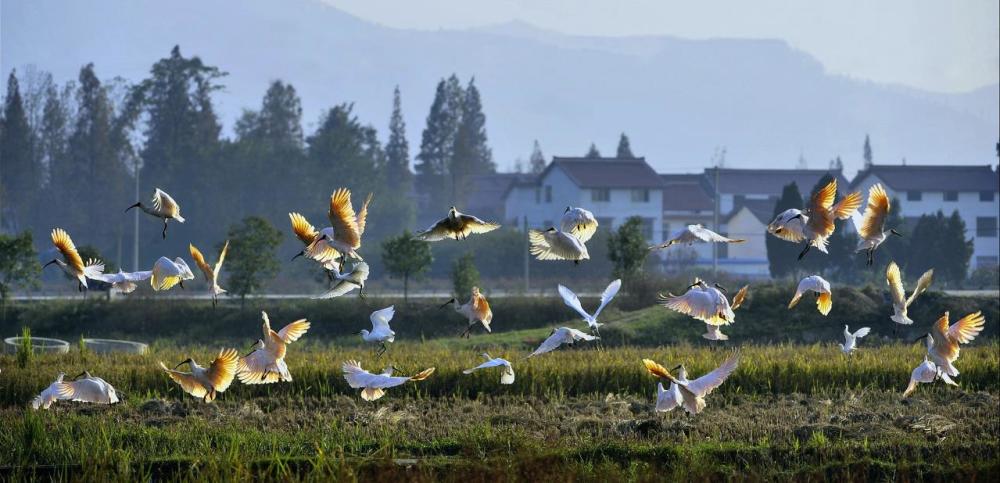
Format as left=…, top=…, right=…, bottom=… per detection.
left=28, top=179, right=989, bottom=413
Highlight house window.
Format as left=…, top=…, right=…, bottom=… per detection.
left=944, top=191, right=958, bottom=201
left=631, top=189, right=650, bottom=202
left=544, top=185, right=552, bottom=203
left=976, top=217, right=997, bottom=237
left=639, top=217, right=654, bottom=240
left=907, top=191, right=922, bottom=201
left=982, top=191, right=996, bottom=202
left=592, top=188, right=610, bottom=202
left=977, top=256, right=999, bottom=268
left=596, top=217, right=614, bottom=229
left=662, top=223, right=671, bottom=241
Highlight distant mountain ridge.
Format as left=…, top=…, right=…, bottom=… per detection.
left=2, top=0, right=996, bottom=176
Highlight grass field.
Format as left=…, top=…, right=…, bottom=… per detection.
left=2, top=341, right=998, bottom=481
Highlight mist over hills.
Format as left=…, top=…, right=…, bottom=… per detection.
left=3, top=0, right=997, bottom=176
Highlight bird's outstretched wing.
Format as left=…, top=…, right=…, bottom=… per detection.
left=852, top=327, right=871, bottom=339
left=342, top=360, right=375, bottom=388
left=205, top=348, right=240, bottom=393
left=237, top=350, right=285, bottom=385
left=456, top=213, right=500, bottom=238
left=593, top=279, right=622, bottom=319
left=558, top=285, right=591, bottom=320
left=905, top=268, right=933, bottom=308
left=528, top=330, right=570, bottom=357
left=188, top=244, right=213, bottom=281
left=561, top=208, right=598, bottom=243
left=289, top=213, right=319, bottom=244
left=642, top=359, right=677, bottom=382
left=685, top=350, right=740, bottom=397
left=948, top=311, right=985, bottom=344
left=415, top=218, right=450, bottom=241
left=689, top=224, right=745, bottom=244
left=160, top=363, right=209, bottom=399
left=659, top=290, right=723, bottom=324
left=356, top=193, right=373, bottom=236
left=370, top=306, right=395, bottom=331
left=277, top=319, right=310, bottom=344
left=213, top=241, right=229, bottom=278
left=51, top=228, right=84, bottom=273
left=806, top=180, right=837, bottom=237
left=730, top=285, right=750, bottom=310
left=328, top=188, right=362, bottom=247
left=886, top=262, right=907, bottom=307
left=858, top=183, right=889, bottom=239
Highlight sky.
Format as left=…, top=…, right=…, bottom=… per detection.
left=325, top=0, right=1000, bottom=93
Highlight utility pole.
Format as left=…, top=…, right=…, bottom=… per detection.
left=713, top=167, right=719, bottom=277
left=133, top=157, right=140, bottom=271
left=523, top=215, right=530, bottom=292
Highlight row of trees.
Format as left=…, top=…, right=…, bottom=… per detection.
left=766, top=175, right=974, bottom=285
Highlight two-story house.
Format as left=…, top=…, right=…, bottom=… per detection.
left=503, top=157, right=665, bottom=242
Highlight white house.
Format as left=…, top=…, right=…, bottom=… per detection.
left=851, top=164, right=1000, bottom=270
left=503, top=157, right=665, bottom=242
left=660, top=174, right=715, bottom=270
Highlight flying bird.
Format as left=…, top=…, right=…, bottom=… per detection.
left=643, top=350, right=740, bottom=415
left=416, top=206, right=500, bottom=241
left=237, top=311, right=310, bottom=384
left=314, top=260, right=370, bottom=299
left=528, top=227, right=590, bottom=263
left=93, top=269, right=153, bottom=294
left=360, top=306, right=396, bottom=358
left=560, top=206, right=599, bottom=243
left=886, top=262, right=933, bottom=325
left=649, top=224, right=745, bottom=250
left=288, top=212, right=341, bottom=269
left=160, top=348, right=239, bottom=402
left=44, top=228, right=104, bottom=292
left=839, top=325, right=871, bottom=354
left=341, top=360, right=435, bottom=401
left=527, top=327, right=599, bottom=358
left=189, top=241, right=229, bottom=307
left=150, top=256, right=195, bottom=291
left=767, top=179, right=862, bottom=260
left=441, top=287, right=493, bottom=338
left=902, top=356, right=957, bottom=398
left=315, top=188, right=372, bottom=264
left=558, top=279, right=621, bottom=335
left=126, top=188, right=185, bottom=238
left=854, top=183, right=901, bottom=265
left=916, top=311, right=986, bottom=378
left=788, top=275, right=833, bottom=316
left=462, top=353, right=515, bottom=385
left=32, top=373, right=67, bottom=410
left=659, top=279, right=748, bottom=327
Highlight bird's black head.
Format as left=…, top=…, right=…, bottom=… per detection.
left=890, top=229, right=903, bottom=237
left=439, top=298, right=456, bottom=309
left=173, top=358, right=193, bottom=370
left=546, top=227, right=557, bottom=232
left=43, top=259, right=59, bottom=269
left=564, top=206, right=571, bottom=213
left=912, top=334, right=929, bottom=344
left=714, top=283, right=728, bottom=294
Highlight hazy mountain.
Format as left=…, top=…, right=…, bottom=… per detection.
left=3, top=0, right=996, bottom=176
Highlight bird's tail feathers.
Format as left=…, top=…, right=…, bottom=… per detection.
left=817, top=292, right=832, bottom=316
left=890, top=313, right=914, bottom=325
left=788, top=293, right=803, bottom=309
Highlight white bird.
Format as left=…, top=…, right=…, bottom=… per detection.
left=462, top=353, right=515, bottom=385
left=237, top=311, right=310, bottom=385
left=440, top=287, right=493, bottom=338
left=416, top=206, right=500, bottom=241
left=839, top=325, right=871, bottom=354
left=560, top=206, right=599, bottom=243
left=62, top=371, right=120, bottom=405
left=43, top=228, right=104, bottom=292
left=150, top=256, right=195, bottom=291
left=558, top=279, right=621, bottom=335
left=93, top=269, right=153, bottom=294
left=643, top=350, right=740, bottom=415
left=360, top=306, right=396, bottom=358
left=767, top=179, right=862, bottom=260
left=32, top=373, right=67, bottom=410
left=854, top=183, right=902, bottom=265
left=160, top=348, right=239, bottom=402
left=341, top=360, right=435, bottom=401
left=903, top=356, right=957, bottom=398
left=917, top=311, right=985, bottom=378
left=702, top=323, right=729, bottom=341
left=126, top=188, right=185, bottom=239
left=655, top=381, right=683, bottom=412
left=788, top=275, right=833, bottom=316
left=659, top=279, right=748, bottom=326
left=314, top=260, right=370, bottom=299
left=529, top=227, right=590, bottom=263
left=289, top=212, right=342, bottom=269
left=649, top=224, right=745, bottom=250
left=886, top=262, right=933, bottom=325
left=315, top=188, right=373, bottom=263
left=189, top=241, right=229, bottom=307
left=527, top=327, right=599, bottom=358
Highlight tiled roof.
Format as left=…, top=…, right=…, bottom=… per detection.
left=725, top=198, right=776, bottom=224
left=852, top=164, right=999, bottom=192
left=661, top=174, right=715, bottom=212
left=705, top=168, right=850, bottom=196
left=466, top=173, right=533, bottom=221
left=548, top=157, right=665, bottom=189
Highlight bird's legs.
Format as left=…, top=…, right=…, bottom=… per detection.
left=459, top=326, right=472, bottom=339
left=375, top=342, right=388, bottom=359
left=797, top=243, right=811, bottom=261
left=162, top=219, right=168, bottom=239
left=212, top=295, right=218, bottom=309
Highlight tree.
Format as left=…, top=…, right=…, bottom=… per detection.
left=529, top=140, right=546, bottom=173
left=767, top=182, right=804, bottom=278
left=863, top=134, right=873, bottom=168
left=450, top=78, right=494, bottom=206
left=0, top=231, right=40, bottom=318
left=451, top=252, right=480, bottom=299
left=584, top=143, right=601, bottom=158
left=381, top=230, right=432, bottom=302
left=940, top=211, right=974, bottom=285
left=415, top=76, right=463, bottom=211
left=384, top=86, right=412, bottom=194
left=306, top=103, right=384, bottom=195
left=616, top=132, right=634, bottom=158
left=608, top=216, right=647, bottom=279
left=828, top=156, right=844, bottom=170
left=223, top=216, right=283, bottom=305
left=907, top=212, right=945, bottom=285
left=1, top=71, right=41, bottom=231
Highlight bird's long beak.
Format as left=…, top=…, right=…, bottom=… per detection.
left=173, top=359, right=189, bottom=370
left=671, top=364, right=683, bottom=371
left=439, top=299, right=455, bottom=309
left=715, top=283, right=728, bottom=294
left=125, top=202, right=141, bottom=213
left=912, top=334, right=929, bottom=344
left=890, top=229, right=903, bottom=237
left=290, top=251, right=304, bottom=261
left=317, top=234, right=328, bottom=241
left=43, top=260, right=58, bottom=269
left=686, top=283, right=698, bottom=290
left=72, top=371, right=87, bottom=380
left=244, top=343, right=257, bottom=357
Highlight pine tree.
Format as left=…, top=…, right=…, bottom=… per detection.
left=907, top=212, right=945, bottom=283
left=941, top=211, right=974, bottom=285
left=529, top=140, right=546, bottom=173
left=416, top=78, right=462, bottom=211
left=385, top=86, right=412, bottom=193
left=306, top=103, right=384, bottom=196
left=585, top=143, right=601, bottom=158
left=616, top=132, right=634, bottom=158
left=1, top=71, right=41, bottom=231
left=767, top=182, right=804, bottom=278
left=608, top=216, right=647, bottom=279
left=450, top=78, right=494, bottom=206
left=863, top=134, right=873, bottom=168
